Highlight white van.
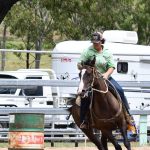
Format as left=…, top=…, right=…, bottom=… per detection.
left=52, top=30, right=150, bottom=111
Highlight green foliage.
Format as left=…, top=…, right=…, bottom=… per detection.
left=3, top=0, right=150, bottom=46
left=132, top=0, right=150, bottom=44
left=43, top=0, right=135, bottom=40
left=6, top=41, right=25, bottom=49
left=4, top=0, right=55, bottom=49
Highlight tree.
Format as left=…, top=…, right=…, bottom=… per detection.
left=5, top=0, right=55, bottom=68
left=0, top=0, right=20, bottom=70
left=42, top=0, right=134, bottom=40
left=132, top=0, right=150, bottom=45
left=0, top=24, right=7, bottom=70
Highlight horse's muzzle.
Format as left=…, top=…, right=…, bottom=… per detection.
left=78, top=89, right=87, bottom=98
left=77, top=87, right=92, bottom=98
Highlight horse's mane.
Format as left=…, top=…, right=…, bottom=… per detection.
left=81, top=55, right=96, bottom=67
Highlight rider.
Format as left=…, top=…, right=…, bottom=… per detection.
left=77, top=32, right=137, bottom=135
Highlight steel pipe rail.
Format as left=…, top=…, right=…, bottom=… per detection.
left=0, top=80, right=150, bottom=88
left=0, top=107, right=149, bottom=115
left=0, top=108, right=69, bottom=115
left=0, top=79, right=78, bottom=88
left=1, top=49, right=150, bottom=56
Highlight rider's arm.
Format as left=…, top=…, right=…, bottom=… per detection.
left=102, top=49, right=115, bottom=79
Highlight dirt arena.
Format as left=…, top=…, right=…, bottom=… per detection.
left=1, top=147, right=150, bottom=150
left=44, top=147, right=149, bottom=150
left=49, top=147, right=149, bottom=150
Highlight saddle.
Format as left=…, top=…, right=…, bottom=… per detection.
left=106, top=81, right=132, bottom=124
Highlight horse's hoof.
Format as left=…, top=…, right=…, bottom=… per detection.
left=127, top=131, right=137, bottom=141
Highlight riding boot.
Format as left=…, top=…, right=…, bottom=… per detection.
left=122, top=100, right=137, bottom=136
left=127, top=114, right=137, bottom=136
left=80, top=97, right=90, bottom=129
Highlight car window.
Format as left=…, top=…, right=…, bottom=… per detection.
left=19, top=76, right=43, bottom=96
left=0, top=74, right=17, bottom=94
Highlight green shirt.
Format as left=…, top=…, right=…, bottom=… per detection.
left=79, top=45, right=115, bottom=73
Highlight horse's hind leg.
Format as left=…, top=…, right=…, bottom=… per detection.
left=81, top=128, right=104, bottom=150
left=120, top=127, right=131, bottom=150
left=101, top=130, right=122, bottom=150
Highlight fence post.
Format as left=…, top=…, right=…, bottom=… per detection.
left=139, top=114, right=147, bottom=146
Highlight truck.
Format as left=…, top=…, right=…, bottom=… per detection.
left=0, top=69, right=53, bottom=108
left=52, top=30, right=150, bottom=129
left=0, top=69, right=75, bottom=131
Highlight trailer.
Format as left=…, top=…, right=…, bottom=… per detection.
left=52, top=30, right=150, bottom=112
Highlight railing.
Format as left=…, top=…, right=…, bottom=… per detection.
left=1, top=79, right=150, bottom=88
left=0, top=80, right=150, bottom=146
left=0, top=108, right=149, bottom=146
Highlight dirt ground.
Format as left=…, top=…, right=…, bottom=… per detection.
left=1, top=147, right=150, bottom=150
left=44, top=147, right=149, bottom=150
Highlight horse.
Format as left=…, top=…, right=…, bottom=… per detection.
left=69, top=56, right=131, bottom=150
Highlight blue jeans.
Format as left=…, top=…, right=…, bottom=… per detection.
left=108, top=77, right=130, bottom=110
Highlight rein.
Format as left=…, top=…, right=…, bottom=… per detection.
left=90, top=67, right=108, bottom=94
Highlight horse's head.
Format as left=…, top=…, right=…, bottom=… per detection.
left=77, top=56, right=97, bottom=98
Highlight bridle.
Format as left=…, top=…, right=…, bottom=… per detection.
left=91, top=67, right=108, bottom=94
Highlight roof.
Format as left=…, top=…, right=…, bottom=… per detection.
left=103, top=30, right=138, bottom=44
left=53, top=40, right=92, bottom=53
left=0, top=70, right=49, bottom=79
left=53, top=40, right=150, bottom=56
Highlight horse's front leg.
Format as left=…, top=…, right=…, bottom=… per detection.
left=81, top=128, right=104, bottom=150
left=101, top=130, right=122, bottom=150
left=101, top=133, right=108, bottom=150
left=71, top=105, right=104, bottom=150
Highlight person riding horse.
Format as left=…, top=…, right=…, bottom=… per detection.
left=77, top=32, right=137, bottom=136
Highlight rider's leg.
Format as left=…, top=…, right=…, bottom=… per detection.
left=108, top=77, right=129, bottom=109
left=108, top=77, right=137, bottom=135
left=80, top=97, right=90, bottom=129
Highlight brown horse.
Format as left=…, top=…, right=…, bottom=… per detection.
left=69, top=56, right=131, bottom=150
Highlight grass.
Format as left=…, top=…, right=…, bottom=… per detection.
left=0, top=52, right=51, bottom=71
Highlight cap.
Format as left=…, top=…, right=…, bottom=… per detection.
left=91, top=32, right=103, bottom=43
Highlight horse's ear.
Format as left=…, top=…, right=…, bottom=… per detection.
left=77, top=62, right=83, bottom=70
left=91, top=55, right=96, bottom=66
left=81, top=61, right=84, bottom=66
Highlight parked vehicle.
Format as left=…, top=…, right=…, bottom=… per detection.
left=0, top=69, right=74, bottom=130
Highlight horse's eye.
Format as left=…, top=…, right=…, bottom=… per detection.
left=86, top=68, right=92, bottom=74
